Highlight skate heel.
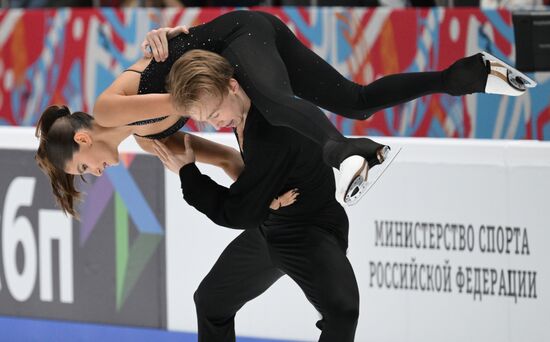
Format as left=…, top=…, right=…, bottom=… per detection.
left=336, top=156, right=368, bottom=206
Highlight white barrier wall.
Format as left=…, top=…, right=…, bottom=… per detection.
left=1, top=128, right=548, bottom=342
left=165, top=136, right=550, bottom=342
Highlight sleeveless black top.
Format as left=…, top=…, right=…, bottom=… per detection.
left=126, top=10, right=270, bottom=139
left=124, top=69, right=188, bottom=140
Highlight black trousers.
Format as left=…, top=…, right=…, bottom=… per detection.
left=220, top=11, right=487, bottom=167
left=194, top=224, right=358, bottom=342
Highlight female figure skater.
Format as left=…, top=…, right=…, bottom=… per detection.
left=35, top=105, right=297, bottom=217
left=152, top=49, right=360, bottom=341
left=95, top=10, right=534, bottom=205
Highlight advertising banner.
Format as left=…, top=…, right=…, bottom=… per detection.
left=347, top=138, right=549, bottom=342
left=0, top=149, right=167, bottom=328
left=1, top=7, right=549, bottom=140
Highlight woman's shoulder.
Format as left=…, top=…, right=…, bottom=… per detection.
left=127, top=57, right=152, bottom=73
left=104, top=58, right=153, bottom=96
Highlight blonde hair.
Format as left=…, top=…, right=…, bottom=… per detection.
left=167, top=49, right=234, bottom=118
left=35, top=105, right=93, bottom=218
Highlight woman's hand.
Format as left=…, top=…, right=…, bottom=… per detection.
left=270, top=189, right=299, bottom=210
left=153, top=136, right=195, bottom=174
left=141, top=26, right=189, bottom=62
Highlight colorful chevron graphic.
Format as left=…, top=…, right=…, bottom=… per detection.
left=79, top=154, right=164, bottom=310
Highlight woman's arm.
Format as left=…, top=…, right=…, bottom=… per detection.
left=94, top=87, right=178, bottom=127
left=165, top=132, right=244, bottom=181
left=93, top=26, right=190, bottom=127
left=136, top=132, right=244, bottom=181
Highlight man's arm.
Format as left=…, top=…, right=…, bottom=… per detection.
left=179, top=142, right=296, bottom=229
left=153, top=137, right=296, bottom=229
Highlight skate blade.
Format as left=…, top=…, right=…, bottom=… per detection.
left=344, top=147, right=403, bottom=206
left=481, top=51, right=537, bottom=89
left=344, top=174, right=368, bottom=206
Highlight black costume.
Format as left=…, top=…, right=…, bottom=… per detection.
left=119, top=10, right=491, bottom=341
left=132, top=10, right=488, bottom=166
left=179, top=106, right=357, bottom=341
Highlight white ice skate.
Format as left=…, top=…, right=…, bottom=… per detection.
left=336, top=155, right=368, bottom=206
left=481, top=51, right=537, bottom=96
left=343, top=146, right=402, bottom=206
left=336, top=146, right=402, bottom=206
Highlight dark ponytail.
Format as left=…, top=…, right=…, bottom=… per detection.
left=35, top=105, right=93, bottom=217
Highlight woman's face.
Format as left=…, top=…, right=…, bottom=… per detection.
left=189, top=79, right=248, bottom=129
left=64, top=131, right=119, bottom=177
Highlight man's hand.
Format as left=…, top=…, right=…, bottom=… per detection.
left=141, top=26, right=189, bottom=62
left=153, top=136, right=195, bottom=174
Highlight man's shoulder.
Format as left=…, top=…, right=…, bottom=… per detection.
left=245, top=107, right=299, bottom=145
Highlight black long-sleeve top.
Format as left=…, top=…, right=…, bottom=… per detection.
left=178, top=105, right=348, bottom=239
